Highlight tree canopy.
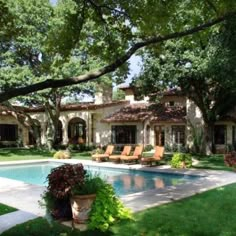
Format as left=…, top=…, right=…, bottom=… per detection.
left=133, top=13, right=236, bottom=154
left=0, top=0, right=236, bottom=103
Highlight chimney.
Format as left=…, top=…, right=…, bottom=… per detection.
left=94, top=84, right=112, bottom=104
left=119, top=86, right=135, bottom=102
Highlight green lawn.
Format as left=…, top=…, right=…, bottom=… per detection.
left=0, top=148, right=231, bottom=172
left=0, top=148, right=91, bottom=161
left=0, top=203, right=17, bottom=216
left=2, top=183, right=236, bottom=235
left=192, top=154, right=233, bottom=171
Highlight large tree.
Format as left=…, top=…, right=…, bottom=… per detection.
left=0, top=0, right=236, bottom=103
left=133, top=15, right=236, bottom=154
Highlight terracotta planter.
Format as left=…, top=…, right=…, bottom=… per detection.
left=70, top=194, right=96, bottom=224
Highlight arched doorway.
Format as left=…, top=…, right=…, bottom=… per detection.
left=68, top=117, right=86, bottom=144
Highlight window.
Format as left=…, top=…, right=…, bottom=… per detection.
left=0, top=124, right=18, bottom=141
left=214, top=125, right=226, bottom=145
left=111, top=125, right=136, bottom=144
left=171, top=125, right=185, bottom=144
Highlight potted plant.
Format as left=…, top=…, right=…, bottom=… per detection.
left=40, top=163, right=86, bottom=220
left=70, top=173, right=104, bottom=223
left=41, top=163, right=133, bottom=231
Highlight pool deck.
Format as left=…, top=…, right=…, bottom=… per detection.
left=0, top=159, right=236, bottom=233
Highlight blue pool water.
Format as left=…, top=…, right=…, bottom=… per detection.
left=0, top=163, right=200, bottom=196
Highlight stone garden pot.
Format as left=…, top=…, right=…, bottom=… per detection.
left=70, top=194, right=96, bottom=224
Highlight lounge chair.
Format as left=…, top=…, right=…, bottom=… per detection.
left=120, top=145, right=144, bottom=164
left=140, top=146, right=165, bottom=166
left=92, top=145, right=114, bottom=162
left=109, top=145, right=132, bottom=163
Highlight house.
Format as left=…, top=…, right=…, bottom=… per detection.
left=0, top=85, right=235, bottom=153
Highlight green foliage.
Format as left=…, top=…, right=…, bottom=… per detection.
left=112, top=89, right=125, bottom=101
left=91, top=147, right=104, bottom=155
left=1, top=0, right=236, bottom=103
left=144, top=144, right=153, bottom=152
left=171, top=152, right=192, bottom=168
left=189, top=120, right=204, bottom=154
left=89, top=182, right=133, bottom=232
left=71, top=174, right=104, bottom=195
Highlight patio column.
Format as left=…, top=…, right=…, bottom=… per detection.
left=41, top=122, right=47, bottom=145
left=62, top=120, right=69, bottom=145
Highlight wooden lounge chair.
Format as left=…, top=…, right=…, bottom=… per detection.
left=120, top=145, right=144, bottom=164
left=109, top=145, right=132, bottom=163
left=92, top=145, right=114, bottom=162
left=140, top=146, right=165, bottom=166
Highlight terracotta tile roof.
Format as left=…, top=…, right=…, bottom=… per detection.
left=0, top=105, right=24, bottom=115
left=102, top=103, right=186, bottom=123
left=101, top=103, right=152, bottom=122
left=21, top=100, right=129, bottom=112
left=149, top=104, right=186, bottom=123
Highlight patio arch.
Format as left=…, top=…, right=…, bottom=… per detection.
left=68, top=117, right=86, bottom=144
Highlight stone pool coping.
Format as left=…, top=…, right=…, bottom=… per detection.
left=0, top=159, right=236, bottom=215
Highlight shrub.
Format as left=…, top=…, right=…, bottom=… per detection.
left=53, top=150, right=71, bottom=159
left=224, top=152, right=236, bottom=167
left=171, top=152, right=192, bottom=168
left=144, top=144, right=153, bottom=152
left=91, top=147, right=104, bottom=155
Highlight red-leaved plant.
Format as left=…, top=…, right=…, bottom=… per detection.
left=41, top=163, right=87, bottom=219
left=224, top=152, right=236, bottom=167
left=47, top=163, right=86, bottom=198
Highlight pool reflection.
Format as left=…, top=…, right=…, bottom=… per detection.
left=107, top=173, right=168, bottom=196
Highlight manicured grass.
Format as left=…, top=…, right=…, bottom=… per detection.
left=0, top=203, right=17, bottom=216
left=112, top=183, right=236, bottom=235
left=192, top=154, right=233, bottom=171
left=3, top=183, right=236, bottom=235
left=0, top=148, right=52, bottom=161
left=1, top=217, right=109, bottom=236
left=0, top=148, right=91, bottom=161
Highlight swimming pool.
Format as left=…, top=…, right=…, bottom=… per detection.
left=0, top=162, right=200, bottom=196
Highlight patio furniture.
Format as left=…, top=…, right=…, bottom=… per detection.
left=120, top=145, right=144, bottom=164
left=91, top=145, right=114, bottom=162
left=109, top=145, right=132, bottom=163
left=140, top=146, right=165, bottom=166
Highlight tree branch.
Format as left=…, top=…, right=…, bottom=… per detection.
left=0, top=12, right=235, bottom=103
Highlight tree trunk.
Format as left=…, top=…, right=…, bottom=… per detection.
left=44, top=93, right=61, bottom=150
left=203, top=123, right=214, bottom=155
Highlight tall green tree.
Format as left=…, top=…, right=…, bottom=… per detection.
left=0, top=0, right=235, bottom=103
left=134, top=15, right=236, bottom=154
